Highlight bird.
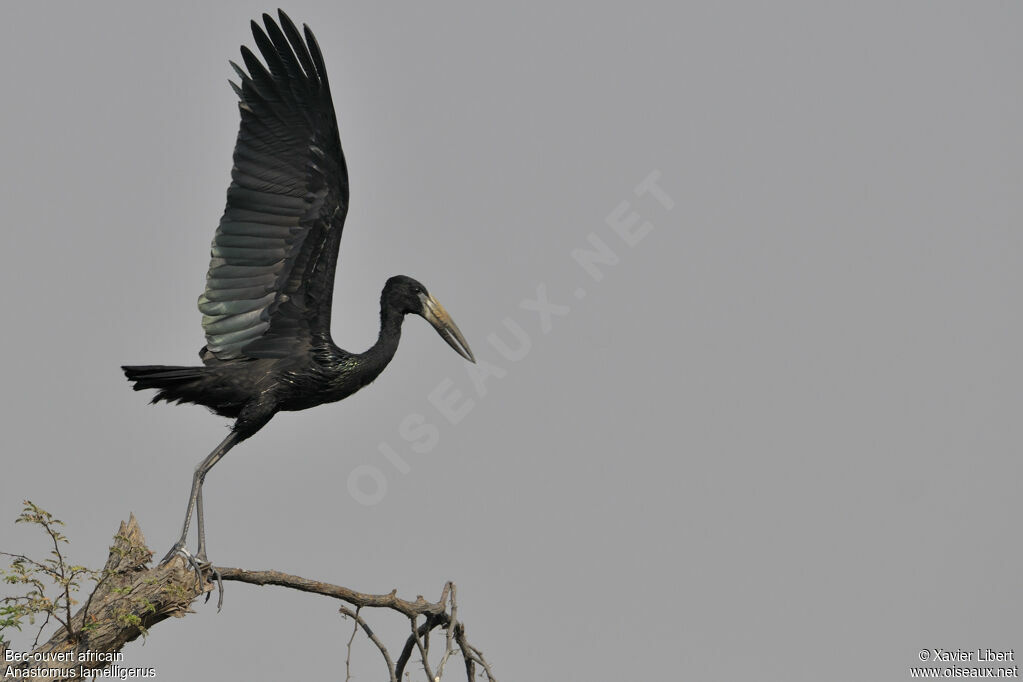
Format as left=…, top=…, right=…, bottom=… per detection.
left=122, top=10, right=475, bottom=575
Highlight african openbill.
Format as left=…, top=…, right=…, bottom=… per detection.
left=123, top=11, right=475, bottom=572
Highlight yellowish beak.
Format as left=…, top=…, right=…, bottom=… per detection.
left=420, top=293, right=475, bottom=363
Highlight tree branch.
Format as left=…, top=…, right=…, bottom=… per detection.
left=215, top=567, right=447, bottom=619
left=1, top=516, right=201, bottom=682
left=1, top=515, right=498, bottom=682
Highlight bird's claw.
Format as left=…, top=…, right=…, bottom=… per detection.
left=160, top=545, right=225, bottom=610
left=198, top=558, right=225, bottom=611
left=161, top=544, right=204, bottom=581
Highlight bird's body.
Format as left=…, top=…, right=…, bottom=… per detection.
left=125, top=285, right=411, bottom=433
left=126, top=351, right=359, bottom=420
left=126, top=298, right=394, bottom=417
left=122, top=11, right=474, bottom=572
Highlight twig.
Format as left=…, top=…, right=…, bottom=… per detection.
left=454, top=623, right=475, bottom=681
left=344, top=605, right=360, bottom=682
left=435, top=582, right=458, bottom=680
left=31, top=610, right=51, bottom=649
left=338, top=604, right=397, bottom=682
left=44, top=514, right=75, bottom=642
left=411, top=615, right=436, bottom=681
left=396, top=616, right=445, bottom=680
left=0, top=552, right=50, bottom=576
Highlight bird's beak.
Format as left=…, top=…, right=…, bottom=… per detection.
left=420, top=293, right=475, bottom=363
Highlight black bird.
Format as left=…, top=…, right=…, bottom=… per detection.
left=123, top=11, right=475, bottom=570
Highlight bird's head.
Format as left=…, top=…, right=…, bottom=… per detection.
left=383, top=275, right=475, bottom=363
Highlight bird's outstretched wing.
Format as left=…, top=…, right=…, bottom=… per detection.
left=198, top=10, right=349, bottom=361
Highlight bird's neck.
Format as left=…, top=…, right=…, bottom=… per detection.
left=359, top=302, right=405, bottom=373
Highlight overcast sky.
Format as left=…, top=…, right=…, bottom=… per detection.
left=1, top=2, right=1021, bottom=680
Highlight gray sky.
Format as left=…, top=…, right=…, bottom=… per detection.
left=1, top=2, right=1021, bottom=680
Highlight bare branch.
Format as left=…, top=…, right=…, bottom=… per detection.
left=215, top=567, right=447, bottom=619
left=436, top=582, right=459, bottom=680
left=337, top=604, right=397, bottom=682
left=344, top=606, right=359, bottom=682
left=411, top=614, right=436, bottom=681
left=396, top=616, right=443, bottom=680
left=31, top=610, right=52, bottom=650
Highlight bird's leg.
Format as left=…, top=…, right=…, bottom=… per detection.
left=195, top=485, right=209, bottom=562
left=194, top=486, right=225, bottom=610
left=161, top=431, right=239, bottom=566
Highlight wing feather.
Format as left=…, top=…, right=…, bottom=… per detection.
left=200, top=10, right=349, bottom=361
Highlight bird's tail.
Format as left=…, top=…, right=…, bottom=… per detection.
left=122, top=365, right=207, bottom=405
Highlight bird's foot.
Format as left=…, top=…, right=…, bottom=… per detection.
left=196, top=553, right=225, bottom=612
left=160, top=543, right=204, bottom=576
left=160, top=545, right=224, bottom=609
